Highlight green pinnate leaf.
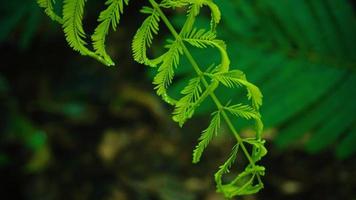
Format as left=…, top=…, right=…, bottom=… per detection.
left=214, top=70, right=263, bottom=109
left=153, top=39, right=183, bottom=96
left=91, top=0, right=129, bottom=66
left=192, top=111, right=221, bottom=163
left=62, top=0, right=89, bottom=55
left=38, top=0, right=266, bottom=198
left=172, top=76, right=203, bottom=126
left=37, top=0, right=63, bottom=23
left=132, top=6, right=162, bottom=67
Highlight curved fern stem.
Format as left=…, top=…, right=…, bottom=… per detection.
left=149, top=0, right=263, bottom=193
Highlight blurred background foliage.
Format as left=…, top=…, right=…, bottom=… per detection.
left=0, top=0, right=355, bottom=200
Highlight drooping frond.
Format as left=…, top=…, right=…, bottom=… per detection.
left=172, top=76, right=202, bottom=126
left=132, top=6, right=161, bottom=67
left=39, top=0, right=267, bottom=197
left=91, top=0, right=129, bottom=66
left=153, top=39, right=183, bottom=96
left=62, top=0, right=90, bottom=55
left=37, top=0, right=63, bottom=24
left=192, top=111, right=221, bottom=163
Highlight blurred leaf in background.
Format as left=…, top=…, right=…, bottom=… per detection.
left=164, top=0, right=356, bottom=158
left=0, top=72, right=49, bottom=171
left=0, top=0, right=44, bottom=49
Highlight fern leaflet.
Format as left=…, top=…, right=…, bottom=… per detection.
left=62, top=0, right=89, bottom=55
left=182, top=28, right=217, bottom=48
left=192, top=111, right=221, bottom=163
left=214, top=70, right=263, bottom=109
left=224, top=104, right=260, bottom=121
left=91, top=0, right=129, bottom=66
left=37, top=0, right=63, bottom=24
left=132, top=7, right=162, bottom=67
left=172, top=76, right=203, bottom=126
left=153, top=39, right=183, bottom=96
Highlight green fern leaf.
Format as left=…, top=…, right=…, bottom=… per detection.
left=132, top=6, right=162, bottom=67
left=216, top=164, right=265, bottom=198
left=244, top=138, right=267, bottom=162
left=153, top=39, right=183, bottom=96
left=214, top=143, right=239, bottom=185
left=37, top=0, right=63, bottom=24
left=214, top=70, right=263, bottom=109
left=91, top=0, right=129, bottom=66
left=39, top=0, right=267, bottom=197
left=202, top=0, right=221, bottom=31
left=172, top=76, right=202, bottom=126
left=192, top=111, right=221, bottom=163
left=160, top=0, right=190, bottom=8
left=182, top=28, right=217, bottom=48
left=62, top=0, right=90, bottom=55
left=224, top=104, right=260, bottom=120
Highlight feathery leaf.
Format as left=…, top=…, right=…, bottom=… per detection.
left=172, top=76, right=202, bottom=126
left=132, top=6, right=162, bottom=67
left=37, top=0, right=63, bottom=24
left=153, top=39, right=183, bottom=96
left=62, top=0, right=89, bottom=55
left=92, top=0, right=129, bottom=66
left=182, top=28, right=217, bottom=48
left=215, top=70, right=263, bottom=109
left=224, top=104, right=260, bottom=120
left=193, top=111, right=221, bottom=163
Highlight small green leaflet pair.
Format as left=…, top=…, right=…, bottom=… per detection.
left=37, top=0, right=267, bottom=198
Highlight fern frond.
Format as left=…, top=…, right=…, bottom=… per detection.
left=40, top=0, right=267, bottom=197
left=37, top=0, right=63, bottom=24
left=153, top=39, right=183, bottom=96
left=91, top=0, right=129, bottom=66
left=172, top=77, right=202, bottom=126
left=214, top=70, right=263, bottom=109
left=132, top=6, right=162, bottom=67
left=192, top=111, right=221, bottom=163
left=62, top=0, right=90, bottom=55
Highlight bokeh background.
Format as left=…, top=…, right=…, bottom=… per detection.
left=1, top=0, right=355, bottom=199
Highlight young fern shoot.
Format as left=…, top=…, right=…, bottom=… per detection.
left=37, top=0, right=267, bottom=198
